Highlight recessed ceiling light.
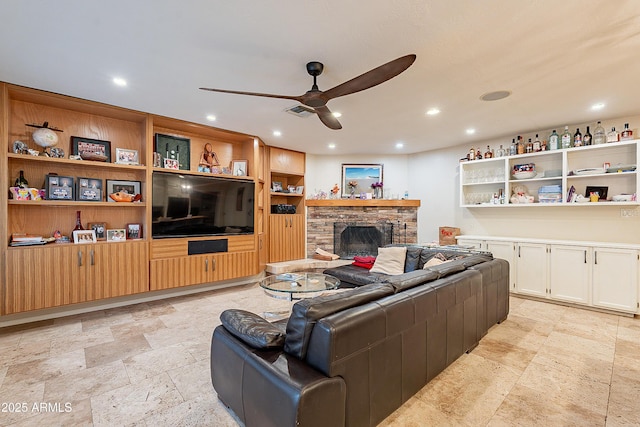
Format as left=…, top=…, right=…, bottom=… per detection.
left=328, top=143, right=336, bottom=149
left=591, top=102, right=606, bottom=111
left=112, top=77, right=127, bottom=87
left=395, top=142, right=404, bottom=149
left=332, top=112, right=342, bottom=118
left=426, top=108, right=440, bottom=116
left=206, top=114, right=216, bottom=121
left=480, top=90, right=511, bottom=101
left=466, top=128, right=476, bottom=135
left=273, top=130, right=282, bottom=137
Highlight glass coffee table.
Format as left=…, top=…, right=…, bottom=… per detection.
left=259, top=272, right=341, bottom=301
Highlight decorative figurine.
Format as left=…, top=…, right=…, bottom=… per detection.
left=26, top=122, right=64, bottom=156
left=198, top=142, right=220, bottom=172
left=510, top=184, right=534, bottom=204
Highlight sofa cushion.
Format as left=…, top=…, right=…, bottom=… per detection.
left=323, top=264, right=390, bottom=287
left=370, top=246, right=407, bottom=275
left=382, top=269, right=440, bottom=292
left=220, top=309, right=285, bottom=349
left=284, top=283, right=395, bottom=359
left=403, top=246, right=423, bottom=272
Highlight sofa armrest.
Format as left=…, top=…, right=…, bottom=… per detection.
left=220, top=309, right=285, bottom=349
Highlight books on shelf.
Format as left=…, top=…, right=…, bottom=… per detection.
left=10, top=233, right=45, bottom=246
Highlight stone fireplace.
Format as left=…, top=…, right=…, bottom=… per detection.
left=306, top=200, right=420, bottom=259
left=334, top=222, right=394, bottom=258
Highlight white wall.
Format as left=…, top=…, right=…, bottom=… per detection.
left=306, top=114, right=640, bottom=245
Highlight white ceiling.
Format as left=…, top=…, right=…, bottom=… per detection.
left=2, top=0, right=640, bottom=155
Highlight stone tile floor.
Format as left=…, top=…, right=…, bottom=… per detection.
left=0, top=285, right=638, bottom=426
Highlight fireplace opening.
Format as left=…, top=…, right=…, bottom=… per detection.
left=333, top=222, right=394, bottom=259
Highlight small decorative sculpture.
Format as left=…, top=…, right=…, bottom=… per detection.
left=510, top=184, right=534, bottom=204
left=26, top=122, right=64, bottom=156
left=198, top=142, right=220, bottom=172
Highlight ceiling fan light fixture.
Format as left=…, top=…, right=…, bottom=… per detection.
left=480, top=90, right=511, bottom=101
left=332, top=111, right=342, bottom=118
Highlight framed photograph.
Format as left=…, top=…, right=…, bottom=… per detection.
left=164, top=158, right=179, bottom=170
left=106, top=229, right=126, bottom=242
left=115, top=148, right=139, bottom=165
left=126, top=223, right=142, bottom=239
left=341, top=163, right=383, bottom=198
left=45, top=174, right=74, bottom=200
left=295, top=185, right=304, bottom=194
left=154, top=133, right=190, bottom=170
left=76, top=177, right=103, bottom=201
left=71, top=136, right=111, bottom=162
left=232, top=159, right=248, bottom=176
left=585, top=185, right=608, bottom=201
left=88, top=222, right=107, bottom=241
left=73, top=229, right=97, bottom=244
left=106, top=180, right=141, bottom=202
left=271, top=181, right=283, bottom=192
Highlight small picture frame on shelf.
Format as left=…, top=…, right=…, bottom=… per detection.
left=585, top=185, right=608, bottom=201
left=164, top=158, right=179, bottom=170
left=115, top=148, right=139, bottom=165
left=232, top=160, right=248, bottom=176
left=106, top=229, right=126, bottom=242
left=45, top=174, right=74, bottom=200
left=271, top=181, right=283, bottom=192
left=106, top=180, right=141, bottom=202
left=88, top=222, right=107, bottom=241
left=76, top=177, right=103, bottom=201
left=287, top=185, right=296, bottom=193
left=295, top=185, right=304, bottom=194
left=126, top=223, right=142, bottom=240
left=73, top=229, right=97, bottom=244
left=71, top=136, right=111, bottom=162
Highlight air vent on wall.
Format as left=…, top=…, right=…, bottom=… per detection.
left=284, top=104, right=315, bottom=118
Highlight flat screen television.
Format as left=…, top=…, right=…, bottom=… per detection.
left=152, top=171, right=254, bottom=238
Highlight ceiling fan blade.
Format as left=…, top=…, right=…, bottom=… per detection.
left=314, top=105, right=342, bottom=130
left=323, top=54, right=416, bottom=101
left=199, top=87, right=302, bottom=102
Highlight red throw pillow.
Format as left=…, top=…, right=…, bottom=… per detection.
left=352, top=261, right=375, bottom=269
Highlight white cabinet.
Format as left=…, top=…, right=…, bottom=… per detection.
left=549, top=245, right=590, bottom=305
left=592, top=247, right=638, bottom=313
left=459, top=140, right=639, bottom=207
left=515, top=242, right=548, bottom=297
left=456, top=235, right=639, bottom=314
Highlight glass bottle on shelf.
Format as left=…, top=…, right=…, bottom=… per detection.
left=607, top=127, right=619, bottom=143
left=496, top=144, right=505, bottom=157
left=14, top=170, right=29, bottom=188
left=620, top=123, right=633, bottom=141
left=548, top=130, right=559, bottom=150
left=593, top=121, right=606, bottom=144
left=73, top=211, right=84, bottom=231
left=468, top=147, right=476, bottom=160
left=509, top=139, right=517, bottom=156
left=541, top=138, right=548, bottom=151
left=573, top=128, right=583, bottom=147
left=583, top=126, right=592, bottom=146
left=476, top=149, right=482, bottom=159
left=484, top=145, right=493, bottom=159
left=533, top=134, right=541, bottom=152
left=516, top=136, right=525, bottom=154
left=526, top=138, right=533, bottom=153
left=561, top=126, right=572, bottom=148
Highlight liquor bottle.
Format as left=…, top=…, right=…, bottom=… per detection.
left=541, top=139, right=548, bottom=151
left=548, top=130, right=559, bottom=150
left=484, top=145, right=493, bottom=159
left=476, top=149, right=482, bottom=159
left=606, top=127, right=619, bottom=143
left=583, top=126, right=592, bottom=146
left=14, top=170, right=29, bottom=188
left=573, top=128, right=583, bottom=147
left=509, top=138, right=517, bottom=156
left=533, top=134, right=541, bottom=152
left=593, top=121, right=606, bottom=144
left=73, top=210, right=84, bottom=231
left=620, top=123, right=633, bottom=141
left=516, top=136, right=525, bottom=154
left=496, top=144, right=505, bottom=157
left=526, top=138, right=533, bottom=153
left=561, top=126, right=572, bottom=148
left=468, top=147, right=476, bottom=160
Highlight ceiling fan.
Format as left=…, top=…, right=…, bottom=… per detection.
left=200, top=54, right=416, bottom=130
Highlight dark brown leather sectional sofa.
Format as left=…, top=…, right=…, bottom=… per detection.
left=210, top=246, right=509, bottom=426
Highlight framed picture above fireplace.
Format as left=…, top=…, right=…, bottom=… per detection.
left=341, top=163, right=383, bottom=198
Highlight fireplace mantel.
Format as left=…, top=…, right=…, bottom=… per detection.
left=305, top=199, right=420, bottom=207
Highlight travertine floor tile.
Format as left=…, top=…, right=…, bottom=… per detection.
left=123, top=343, right=196, bottom=383
left=0, top=380, right=46, bottom=425
left=110, top=317, right=167, bottom=340
left=141, top=395, right=238, bottom=427
left=607, top=374, right=640, bottom=426
left=84, top=334, right=151, bottom=368
left=48, top=326, right=113, bottom=357
left=6, top=398, right=93, bottom=427
left=4, top=348, right=85, bottom=385
left=44, top=360, right=130, bottom=402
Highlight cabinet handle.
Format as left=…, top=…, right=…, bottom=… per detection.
left=205, top=258, right=208, bottom=272
left=584, top=250, right=587, bottom=264
left=518, top=246, right=521, bottom=257
left=90, top=250, right=95, bottom=266
left=212, top=258, right=216, bottom=271
left=594, top=251, right=598, bottom=265
left=78, top=251, right=83, bottom=267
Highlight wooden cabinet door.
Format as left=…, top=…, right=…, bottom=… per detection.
left=549, top=245, right=590, bottom=305
left=270, top=147, right=305, bottom=175
left=150, top=256, right=190, bottom=291
left=87, top=241, right=148, bottom=300
left=5, top=246, right=86, bottom=314
left=515, top=243, right=548, bottom=297
left=592, top=247, right=638, bottom=313
left=269, top=215, right=305, bottom=262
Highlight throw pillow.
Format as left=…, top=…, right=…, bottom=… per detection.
left=423, top=253, right=449, bottom=269
left=370, top=246, right=407, bottom=275
left=220, top=309, right=285, bottom=349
